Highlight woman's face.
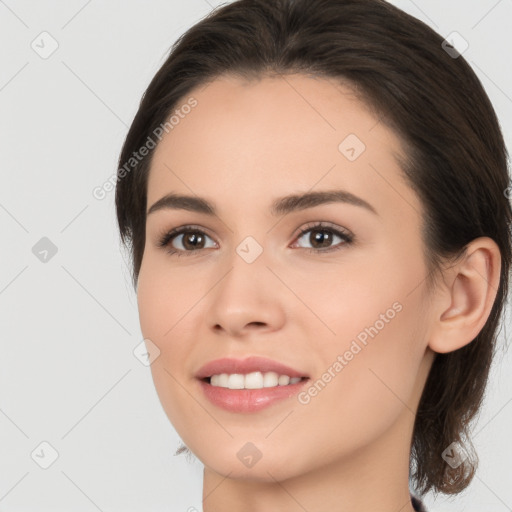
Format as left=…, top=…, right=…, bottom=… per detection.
left=137, top=73, right=437, bottom=481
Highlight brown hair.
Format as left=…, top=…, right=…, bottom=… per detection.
left=115, top=0, right=512, bottom=497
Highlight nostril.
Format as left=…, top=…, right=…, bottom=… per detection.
left=250, top=322, right=266, bottom=327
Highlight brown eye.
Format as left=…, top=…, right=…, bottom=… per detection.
left=305, top=229, right=335, bottom=249
left=158, top=226, right=216, bottom=256
left=179, top=231, right=207, bottom=250
left=293, top=222, right=354, bottom=253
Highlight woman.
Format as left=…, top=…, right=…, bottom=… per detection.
left=115, top=0, right=511, bottom=510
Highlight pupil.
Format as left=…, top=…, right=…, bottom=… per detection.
left=184, top=232, right=203, bottom=250
left=312, top=230, right=331, bottom=248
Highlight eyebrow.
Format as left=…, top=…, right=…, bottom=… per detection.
left=147, top=189, right=378, bottom=217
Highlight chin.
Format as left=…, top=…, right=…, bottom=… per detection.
left=193, top=441, right=303, bottom=482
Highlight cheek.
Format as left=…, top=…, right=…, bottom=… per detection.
left=136, top=255, right=201, bottom=340
left=293, top=248, right=428, bottom=419
left=136, top=275, right=196, bottom=442
left=291, top=299, right=426, bottom=463
left=136, top=257, right=206, bottom=423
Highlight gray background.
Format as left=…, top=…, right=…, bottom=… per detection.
left=0, top=1, right=511, bottom=510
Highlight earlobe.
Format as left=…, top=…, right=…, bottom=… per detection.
left=427, top=237, right=501, bottom=354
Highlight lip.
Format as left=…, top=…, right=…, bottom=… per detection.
left=198, top=379, right=309, bottom=413
left=195, top=356, right=310, bottom=413
left=195, top=356, right=308, bottom=380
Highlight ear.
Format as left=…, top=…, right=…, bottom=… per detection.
left=427, top=237, right=502, bottom=354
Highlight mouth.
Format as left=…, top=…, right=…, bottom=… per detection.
left=195, top=356, right=310, bottom=413
left=200, top=372, right=308, bottom=389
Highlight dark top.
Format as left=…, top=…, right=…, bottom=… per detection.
left=411, top=494, right=427, bottom=511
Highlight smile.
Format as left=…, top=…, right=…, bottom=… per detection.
left=208, top=371, right=304, bottom=389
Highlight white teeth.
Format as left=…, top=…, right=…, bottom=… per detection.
left=208, top=371, right=305, bottom=389
left=263, top=371, right=278, bottom=387
left=278, top=375, right=290, bottom=386
left=227, top=374, right=245, bottom=389
left=245, top=371, right=263, bottom=389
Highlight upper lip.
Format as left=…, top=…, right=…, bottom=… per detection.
left=196, top=356, right=309, bottom=380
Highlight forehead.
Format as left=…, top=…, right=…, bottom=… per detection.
left=146, top=73, right=420, bottom=222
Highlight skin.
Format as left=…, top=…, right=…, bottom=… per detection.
left=136, top=74, right=501, bottom=512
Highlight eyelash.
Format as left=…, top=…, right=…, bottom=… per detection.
left=157, top=222, right=354, bottom=257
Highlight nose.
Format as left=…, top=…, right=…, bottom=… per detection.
left=206, top=246, right=287, bottom=338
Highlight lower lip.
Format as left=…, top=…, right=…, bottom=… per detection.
left=198, top=378, right=309, bottom=413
